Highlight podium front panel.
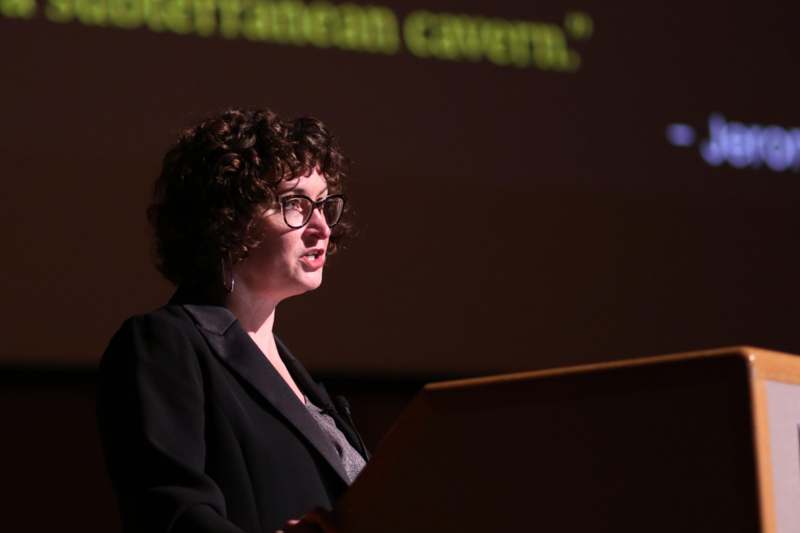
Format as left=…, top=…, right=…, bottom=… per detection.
left=336, top=352, right=762, bottom=532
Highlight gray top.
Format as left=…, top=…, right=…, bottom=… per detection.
left=304, top=398, right=367, bottom=483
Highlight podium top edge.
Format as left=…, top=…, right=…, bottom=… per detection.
left=425, top=345, right=800, bottom=391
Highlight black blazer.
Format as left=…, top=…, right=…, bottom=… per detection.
left=97, top=299, right=368, bottom=533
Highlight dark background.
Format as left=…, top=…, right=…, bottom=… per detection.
left=3, top=0, right=800, bottom=372
left=2, top=0, right=799, bottom=529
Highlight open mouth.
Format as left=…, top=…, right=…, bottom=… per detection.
left=303, top=250, right=324, bottom=260
left=300, top=249, right=326, bottom=269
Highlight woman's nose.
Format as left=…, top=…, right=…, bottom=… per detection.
left=305, top=206, right=331, bottom=238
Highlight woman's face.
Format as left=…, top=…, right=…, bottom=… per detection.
left=233, top=169, right=332, bottom=303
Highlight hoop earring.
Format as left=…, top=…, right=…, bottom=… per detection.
left=221, top=258, right=235, bottom=294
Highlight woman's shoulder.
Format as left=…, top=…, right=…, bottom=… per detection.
left=97, top=305, right=216, bottom=422
left=113, top=303, right=197, bottom=340
left=103, top=301, right=239, bottom=362
left=100, top=304, right=210, bottom=370
left=113, top=299, right=236, bottom=337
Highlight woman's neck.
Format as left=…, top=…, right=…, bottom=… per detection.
left=225, top=282, right=279, bottom=345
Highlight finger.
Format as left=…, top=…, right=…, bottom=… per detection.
left=302, top=508, right=338, bottom=533
left=282, top=521, right=321, bottom=533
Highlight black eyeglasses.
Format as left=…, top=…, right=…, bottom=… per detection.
left=278, top=194, right=346, bottom=229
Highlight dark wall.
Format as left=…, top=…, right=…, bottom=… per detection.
left=2, top=0, right=800, bottom=374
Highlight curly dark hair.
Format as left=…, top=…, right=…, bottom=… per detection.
left=147, top=108, right=352, bottom=287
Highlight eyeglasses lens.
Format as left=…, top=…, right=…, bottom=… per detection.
left=322, top=197, right=344, bottom=227
left=283, top=197, right=310, bottom=228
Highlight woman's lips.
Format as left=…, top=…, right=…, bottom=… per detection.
left=299, top=251, right=325, bottom=270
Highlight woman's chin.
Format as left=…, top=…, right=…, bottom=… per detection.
left=298, top=272, right=324, bottom=292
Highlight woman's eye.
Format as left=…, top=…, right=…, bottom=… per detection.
left=284, top=198, right=305, bottom=211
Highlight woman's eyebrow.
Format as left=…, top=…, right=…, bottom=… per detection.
left=277, top=188, right=329, bottom=199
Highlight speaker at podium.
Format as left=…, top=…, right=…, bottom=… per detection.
left=334, top=347, right=800, bottom=533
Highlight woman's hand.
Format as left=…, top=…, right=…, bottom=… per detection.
left=278, top=508, right=339, bottom=533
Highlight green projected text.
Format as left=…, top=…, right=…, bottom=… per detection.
left=2, top=0, right=593, bottom=72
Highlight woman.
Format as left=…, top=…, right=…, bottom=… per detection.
left=97, top=108, right=368, bottom=533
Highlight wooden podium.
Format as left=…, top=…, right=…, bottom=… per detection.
left=333, top=347, right=800, bottom=532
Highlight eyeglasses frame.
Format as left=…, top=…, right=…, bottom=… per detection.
left=278, top=193, right=346, bottom=229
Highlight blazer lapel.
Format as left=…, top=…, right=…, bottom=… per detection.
left=182, top=304, right=350, bottom=484
left=276, top=336, right=369, bottom=460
